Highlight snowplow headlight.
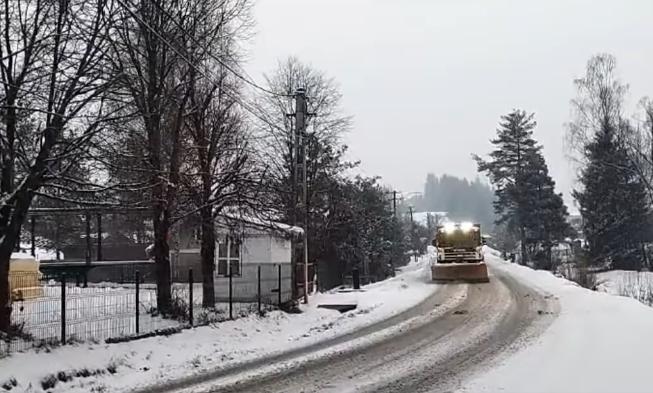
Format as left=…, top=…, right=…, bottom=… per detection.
left=443, top=223, right=457, bottom=233
left=460, top=222, right=474, bottom=232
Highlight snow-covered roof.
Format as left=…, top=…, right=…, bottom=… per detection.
left=217, top=211, right=304, bottom=236
left=11, top=252, right=35, bottom=260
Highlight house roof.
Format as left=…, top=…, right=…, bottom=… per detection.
left=216, top=211, right=304, bottom=236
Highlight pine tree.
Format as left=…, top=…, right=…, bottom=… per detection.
left=475, top=109, right=570, bottom=266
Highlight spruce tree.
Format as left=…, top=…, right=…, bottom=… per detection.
left=476, top=109, right=571, bottom=266
left=520, top=150, right=572, bottom=269
left=569, top=54, right=650, bottom=270
left=573, top=125, right=649, bottom=269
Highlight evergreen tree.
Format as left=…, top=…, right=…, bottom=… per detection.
left=570, top=54, right=650, bottom=270
left=475, top=110, right=570, bottom=266
left=520, top=150, right=573, bottom=269
left=573, top=125, right=649, bottom=269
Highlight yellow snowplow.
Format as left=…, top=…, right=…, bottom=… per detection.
left=431, top=222, right=489, bottom=283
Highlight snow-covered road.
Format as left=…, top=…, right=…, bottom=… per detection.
left=167, top=255, right=557, bottom=393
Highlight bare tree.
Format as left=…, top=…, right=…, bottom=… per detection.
left=0, top=0, right=118, bottom=331
left=252, top=58, right=354, bottom=296
left=109, top=0, right=255, bottom=312
left=109, top=0, right=198, bottom=313
left=567, top=53, right=628, bottom=162
left=176, top=0, right=254, bottom=308
left=254, top=57, right=353, bottom=221
left=182, top=79, right=250, bottom=306
left=625, top=98, right=653, bottom=199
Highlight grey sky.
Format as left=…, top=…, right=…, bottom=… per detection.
left=247, top=0, right=653, bottom=211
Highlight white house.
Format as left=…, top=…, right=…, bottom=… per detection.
left=171, top=214, right=302, bottom=304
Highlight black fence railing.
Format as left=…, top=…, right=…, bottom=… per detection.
left=1, top=263, right=290, bottom=356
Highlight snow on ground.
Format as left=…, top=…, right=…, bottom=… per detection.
left=0, top=255, right=437, bottom=392
left=461, top=252, right=653, bottom=393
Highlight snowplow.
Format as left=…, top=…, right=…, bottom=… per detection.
left=431, top=222, right=489, bottom=283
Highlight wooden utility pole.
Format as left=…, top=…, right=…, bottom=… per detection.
left=408, top=206, right=417, bottom=261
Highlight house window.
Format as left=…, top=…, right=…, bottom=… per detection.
left=217, top=236, right=241, bottom=276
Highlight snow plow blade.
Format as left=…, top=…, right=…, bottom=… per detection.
left=431, top=262, right=489, bottom=283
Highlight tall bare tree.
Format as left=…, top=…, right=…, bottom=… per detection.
left=0, top=0, right=117, bottom=331
left=109, top=0, right=197, bottom=312
left=254, top=57, right=352, bottom=221
left=109, top=0, right=254, bottom=311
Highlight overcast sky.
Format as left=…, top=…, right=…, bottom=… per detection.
left=247, top=0, right=653, bottom=211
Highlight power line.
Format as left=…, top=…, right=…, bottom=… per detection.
left=114, top=0, right=291, bottom=134
left=139, top=0, right=291, bottom=98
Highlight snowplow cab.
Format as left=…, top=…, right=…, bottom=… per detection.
left=432, top=222, right=489, bottom=283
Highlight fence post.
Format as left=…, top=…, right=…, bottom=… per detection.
left=30, top=215, right=36, bottom=257
left=189, top=268, right=193, bottom=327
left=135, top=271, right=140, bottom=334
left=228, top=272, right=233, bottom=320
left=278, top=264, right=282, bottom=307
left=61, top=275, right=66, bottom=345
left=96, top=213, right=103, bottom=261
left=257, top=265, right=261, bottom=315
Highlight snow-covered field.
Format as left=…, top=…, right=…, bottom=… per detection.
left=461, top=253, right=653, bottom=393
left=0, top=255, right=437, bottom=392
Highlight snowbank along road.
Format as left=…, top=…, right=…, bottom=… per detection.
left=161, top=255, right=559, bottom=393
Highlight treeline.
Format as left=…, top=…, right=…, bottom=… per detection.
left=413, top=174, right=495, bottom=231
left=0, top=0, right=405, bottom=330
left=477, top=53, right=653, bottom=273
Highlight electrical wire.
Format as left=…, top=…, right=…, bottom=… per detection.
left=114, top=0, right=292, bottom=134
left=139, top=0, right=292, bottom=98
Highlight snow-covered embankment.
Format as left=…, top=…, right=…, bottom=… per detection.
left=462, top=251, right=653, bottom=393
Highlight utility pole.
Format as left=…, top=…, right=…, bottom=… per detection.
left=291, top=88, right=310, bottom=305
left=408, top=206, right=417, bottom=262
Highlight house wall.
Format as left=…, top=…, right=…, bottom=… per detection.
left=213, top=263, right=292, bottom=304
left=270, top=236, right=292, bottom=263
left=170, top=250, right=201, bottom=283
left=241, top=234, right=271, bottom=264
left=214, top=233, right=292, bottom=303
left=169, top=231, right=294, bottom=304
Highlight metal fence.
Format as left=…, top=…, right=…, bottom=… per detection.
left=1, top=264, right=290, bottom=356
